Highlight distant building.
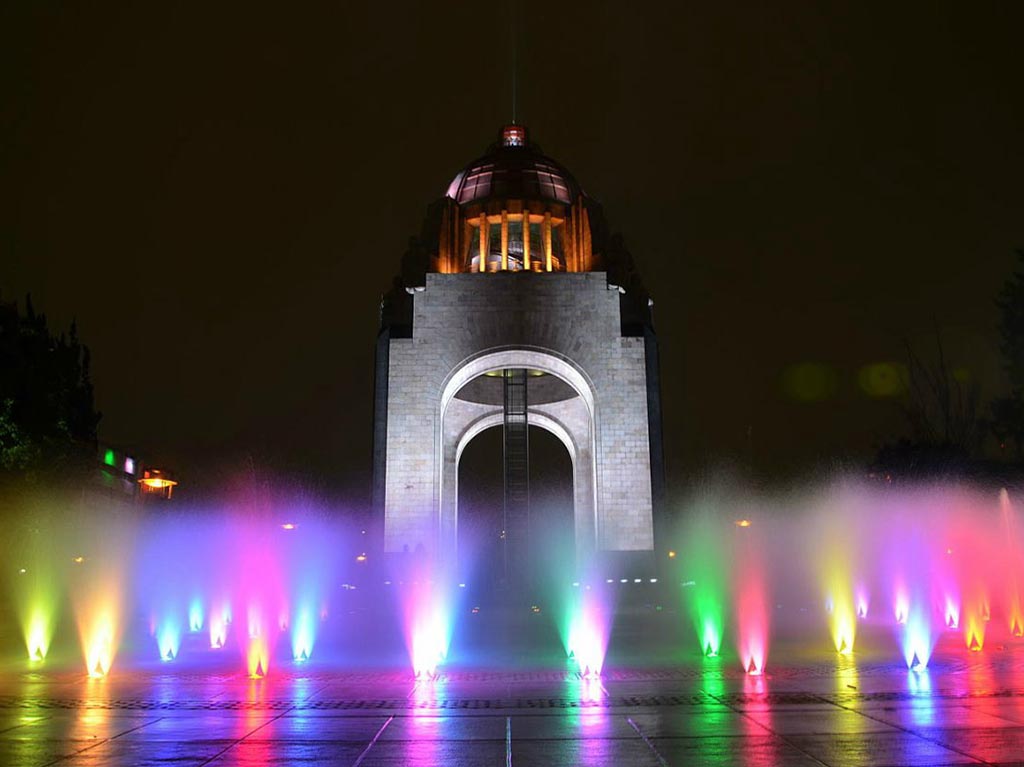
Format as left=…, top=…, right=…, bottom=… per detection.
left=373, top=125, right=664, bottom=580
left=96, top=444, right=140, bottom=498
left=96, top=444, right=177, bottom=502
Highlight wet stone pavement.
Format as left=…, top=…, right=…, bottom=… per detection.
left=1, top=648, right=1024, bottom=766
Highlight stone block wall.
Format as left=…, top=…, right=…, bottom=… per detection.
left=381, top=271, right=655, bottom=557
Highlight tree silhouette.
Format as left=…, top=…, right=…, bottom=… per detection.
left=872, top=330, right=986, bottom=478
left=0, top=292, right=101, bottom=483
left=991, top=250, right=1024, bottom=458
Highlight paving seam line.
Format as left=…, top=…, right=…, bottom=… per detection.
left=703, top=688, right=832, bottom=767
left=816, top=693, right=994, bottom=766
left=626, top=716, right=670, bottom=767
left=42, top=716, right=166, bottom=767
left=351, top=715, right=395, bottom=767
left=195, top=680, right=331, bottom=766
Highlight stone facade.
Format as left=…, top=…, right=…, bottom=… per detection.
left=378, top=270, right=656, bottom=566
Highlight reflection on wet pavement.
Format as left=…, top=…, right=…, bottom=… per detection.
left=3, top=644, right=1024, bottom=766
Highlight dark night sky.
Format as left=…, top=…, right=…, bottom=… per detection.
left=2, top=3, right=1022, bottom=501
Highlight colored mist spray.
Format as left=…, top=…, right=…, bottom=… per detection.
left=681, top=508, right=728, bottom=659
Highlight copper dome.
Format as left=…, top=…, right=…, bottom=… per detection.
left=445, top=125, right=582, bottom=207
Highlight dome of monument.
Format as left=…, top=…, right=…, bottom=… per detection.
left=445, top=125, right=582, bottom=207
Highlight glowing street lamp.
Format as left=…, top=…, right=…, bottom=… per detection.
left=138, top=469, right=178, bottom=499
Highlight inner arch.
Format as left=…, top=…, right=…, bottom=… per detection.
left=438, top=348, right=599, bottom=576
left=440, top=347, right=596, bottom=420
left=457, top=423, right=574, bottom=589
